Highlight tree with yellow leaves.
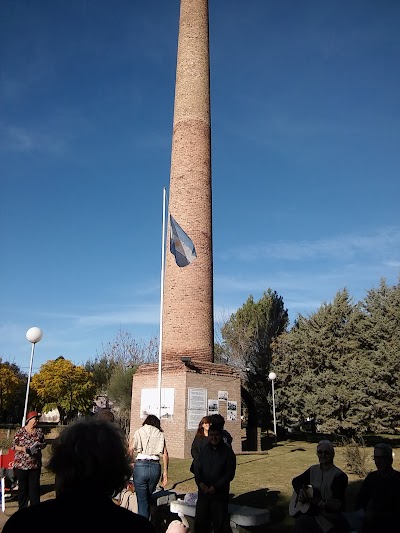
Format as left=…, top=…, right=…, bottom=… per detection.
left=31, top=356, right=97, bottom=423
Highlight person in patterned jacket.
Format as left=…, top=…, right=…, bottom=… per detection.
left=12, top=411, right=46, bottom=508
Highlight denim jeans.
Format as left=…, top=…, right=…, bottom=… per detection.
left=133, top=460, right=161, bottom=519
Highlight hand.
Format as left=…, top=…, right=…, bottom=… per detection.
left=28, top=443, right=40, bottom=455
left=165, top=520, right=189, bottom=533
left=298, top=486, right=312, bottom=503
left=199, top=482, right=209, bottom=493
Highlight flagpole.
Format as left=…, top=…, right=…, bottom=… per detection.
left=157, top=187, right=167, bottom=419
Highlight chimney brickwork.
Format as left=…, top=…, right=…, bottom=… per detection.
left=162, top=0, right=214, bottom=363
left=129, top=0, right=243, bottom=458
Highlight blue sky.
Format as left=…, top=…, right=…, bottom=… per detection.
left=1, top=0, right=399, bottom=374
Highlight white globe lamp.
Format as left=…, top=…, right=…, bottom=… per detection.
left=26, top=327, right=43, bottom=344
left=22, top=327, right=43, bottom=426
left=268, top=371, right=277, bottom=445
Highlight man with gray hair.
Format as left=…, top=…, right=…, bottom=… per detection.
left=291, top=439, right=349, bottom=532
left=356, top=442, right=400, bottom=532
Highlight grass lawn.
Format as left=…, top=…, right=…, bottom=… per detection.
left=1, top=434, right=399, bottom=532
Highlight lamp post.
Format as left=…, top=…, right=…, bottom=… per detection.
left=22, top=327, right=43, bottom=426
left=268, top=371, right=277, bottom=445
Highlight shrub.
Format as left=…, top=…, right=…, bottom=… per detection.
left=0, top=434, right=13, bottom=450
left=341, top=436, right=368, bottom=477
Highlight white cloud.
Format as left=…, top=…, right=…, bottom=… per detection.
left=77, top=305, right=159, bottom=327
left=220, top=227, right=400, bottom=262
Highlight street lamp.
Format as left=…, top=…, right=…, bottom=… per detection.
left=22, top=327, right=43, bottom=426
left=268, top=371, right=277, bottom=445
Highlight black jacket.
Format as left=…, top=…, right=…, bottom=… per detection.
left=194, top=440, right=236, bottom=495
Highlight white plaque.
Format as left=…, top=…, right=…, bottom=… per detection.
left=188, top=388, right=207, bottom=410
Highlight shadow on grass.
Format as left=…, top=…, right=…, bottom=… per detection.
left=40, top=483, right=55, bottom=497
left=230, top=488, right=293, bottom=532
left=230, top=487, right=279, bottom=508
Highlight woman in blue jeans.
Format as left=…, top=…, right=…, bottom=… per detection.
left=131, top=415, right=169, bottom=519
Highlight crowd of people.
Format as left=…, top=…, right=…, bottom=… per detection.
left=5, top=415, right=155, bottom=532
left=4, top=410, right=399, bottom=533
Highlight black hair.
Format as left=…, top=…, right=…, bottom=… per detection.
left=143, top=414, right=163, bottom=431
left=208, top=422, right=223, bottom=434
left=209, top=413, right=225, bottom=427
left=94, top=408, right=115, bottom=423
left=48, top=417, right=131, bottom=497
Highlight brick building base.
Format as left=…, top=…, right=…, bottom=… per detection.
left=129, top=360, right=241, bottom=459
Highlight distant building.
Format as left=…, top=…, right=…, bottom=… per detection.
left=39, top=409, right=60, bottom=423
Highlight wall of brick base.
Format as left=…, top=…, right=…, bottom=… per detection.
left=130, top=363, right=242, bottom=459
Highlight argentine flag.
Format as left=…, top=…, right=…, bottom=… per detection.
left=170, top=215, right=197, bottom=267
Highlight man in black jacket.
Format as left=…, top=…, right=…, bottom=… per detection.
left=356, top=443, right=400, bottom=532
left=194, top=423, right=236, bottom=533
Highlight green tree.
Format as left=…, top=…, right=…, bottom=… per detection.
left=356, top=278, right=400, bottom=432
left=31, top=356, right=96, bottom=423
left=272, top=288, right=385, bottom=435
left=0, top=359, right=26, bottom=422
left=220, top=289, right=289, bottom=427
left=85, top=330, right=158, bottom=431
left=84, top=354, right=118, bottom=395
left=108, top=365, right=137, bottom=436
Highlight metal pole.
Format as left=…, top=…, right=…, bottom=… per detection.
left=157, top=187, right=167, bottom=419
left=271, top=378, right=277, bottom=445
left=22, top=342, right=36, bottom=426
left=1, top=476, right=5, bottom=513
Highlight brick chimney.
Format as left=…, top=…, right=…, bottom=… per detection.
left=162, top=0, right=214, bottom=363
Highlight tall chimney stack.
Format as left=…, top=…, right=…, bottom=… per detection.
left=162, top=0, right=214, bottom=363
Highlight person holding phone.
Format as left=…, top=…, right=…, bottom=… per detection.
left=12, top=411, right=46, bottom=508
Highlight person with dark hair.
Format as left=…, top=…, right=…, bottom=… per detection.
left=4, top=417, right=155, bottom=532
left=11, top=411, right=46, bottom=509
left=94, top=408, right=115, bottom=423
left=190, top=415, right=211, bottom=474
left=194, top=422, right=236, bottom=533
left=209, top=413, right=233, bottom=446
left=356, top=443, right=400, bottom=532
left=291, top=440, right=349, bottom=533
left=131, top=414, right=169, bottom=519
